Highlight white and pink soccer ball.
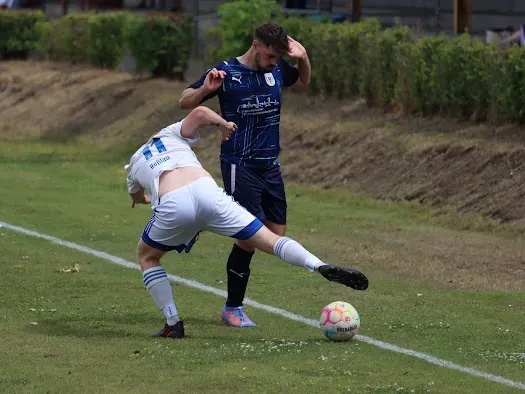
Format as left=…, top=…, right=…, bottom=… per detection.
left=319, top=301, right=360, bottom=341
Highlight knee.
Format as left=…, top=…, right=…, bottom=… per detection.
left=139, top=254, right=157, bottom=270
left=264, top=221, right=286, bottom=237
left=235, top=239, right=255, bottom=253
left=137, top=240, right=162, bottom=272
left=241, top=226, right=280, bottom=255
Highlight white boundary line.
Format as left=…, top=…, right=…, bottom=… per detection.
left=1, top=220, right=524, bottom=391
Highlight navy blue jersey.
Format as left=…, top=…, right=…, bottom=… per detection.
left=188, top=57, right=299, bottom=168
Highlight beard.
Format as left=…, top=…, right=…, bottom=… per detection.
left=255, top=52, right=275, bottom=72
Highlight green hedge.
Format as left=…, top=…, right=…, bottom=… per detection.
left=209, top=0, right=525, bottom=123
left=4, top=3, right=525, bottom=123
left=124, top=13, right=192, bottom=79
left=499, top=46, right=525, bottom=122
left=4, top=11, right=192, bottom=78
left=48, top=13, right=91, bottom=63
left=377, top=25, right=413, bottom=105
left=35, top=13, right=122, bottom=64
left=0, top=10, right=46, bottom=59
left=88, top=13, right=129, bottom=68
left=395, top=34, right=502, bottom=119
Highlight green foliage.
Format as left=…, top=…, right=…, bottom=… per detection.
left=442, top=35, right=497, bottom=118
left=5, top=5, right=525, bottom=124
left=307, top=23, right=345, bottom=96
left=49, top=13, right=91, bottom=63
left=0, top=10, right=46, bottom=59
left=306, top=19, right=381, bottom=99
left=204, top=25, right=222, bottom=65
left=33, top=20, right=53, bottom=60
left=397, top=34, right=501, bottom=119
left=23, top=11, right=192, bottom=78
left=124, top=13, right=192, bottom=79
left=411, top=36, right=449, bottom=114
left=88, top=13, right=129, bottom=68
left=498, top=46, right=525, bottom=123
left=356, top=19, right=382, bottom=104
left=394, top=41, right=417, bottom=114
left=215, top=0, right=280, bottom=60
left=377, top=25, right=413, bottom=105
left=279, top=15, right=317, bottom=93
left=279, top=14, right=317, bottom=42
left=35, top=12, right=127, bottom=67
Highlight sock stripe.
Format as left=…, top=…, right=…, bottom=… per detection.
left=143, top=268, right=168, bottom=288
left=144, top=275, right=168, bottom=289
left=274, top=238, right=282, bottom=256
left=144, top=272, right=167, bottom=286
left=144, top=271, right=167, bottom=282
left=274, top=237, right=289, bottom=257
left=143, top=267, right=166, bottom=280
left=143, top=266, right=165, bottom=274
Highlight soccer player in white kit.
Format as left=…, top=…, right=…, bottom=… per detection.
left=125, top=106, right=368, bottom=338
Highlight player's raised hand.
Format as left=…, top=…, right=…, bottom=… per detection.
left=219, top=122, right=237, bottom=141
left=204, top=68, right=226, bottom=92
left=287, top=36, right=307, bottom=60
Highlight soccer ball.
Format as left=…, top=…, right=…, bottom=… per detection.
left=319, top=301, right=360, bottom=341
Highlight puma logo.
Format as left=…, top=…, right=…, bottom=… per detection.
left=229, top=269, right=246, bottom=278
left=231, top=75, right=242, bottom=84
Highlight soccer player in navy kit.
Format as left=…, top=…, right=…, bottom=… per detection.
left=179, top=21, right=311, bottom=327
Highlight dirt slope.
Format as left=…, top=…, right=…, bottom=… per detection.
left=2, top=60, right=525, bottom=228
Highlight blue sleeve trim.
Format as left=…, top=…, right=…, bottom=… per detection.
left=232, top=218, right=264, bottom=240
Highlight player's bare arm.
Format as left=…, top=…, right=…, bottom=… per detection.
left=288, top=36, right=311, bottom=88
left=180, top=106, right=237, bottom=141
left=178, top=68, right=226, bottom=109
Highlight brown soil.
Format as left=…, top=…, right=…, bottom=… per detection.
left=280, top=102, right=525, bottom=226
left=2, top=60, right=525, bottom=291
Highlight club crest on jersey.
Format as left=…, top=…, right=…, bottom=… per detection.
left=264, top=73, right=275, bottom=86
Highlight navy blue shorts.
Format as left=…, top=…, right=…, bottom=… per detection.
left=221, top=161, right=287, bottom=225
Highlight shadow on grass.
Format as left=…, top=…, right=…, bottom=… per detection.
left=28, top=314, right=268, bottom=340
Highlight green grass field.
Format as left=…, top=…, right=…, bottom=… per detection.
left=1, top=140, right=524, bottom=393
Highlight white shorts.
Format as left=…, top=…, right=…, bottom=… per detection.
left=141, top=177, right=263, bottom=252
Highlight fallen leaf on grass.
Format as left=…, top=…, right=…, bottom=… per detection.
left=57, top=264, right=80, bottom=273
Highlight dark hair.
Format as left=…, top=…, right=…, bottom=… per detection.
left=254, top=21, right=289, bottom=55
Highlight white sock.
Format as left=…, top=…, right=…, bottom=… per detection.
left=143, top=266, right=180, bottom=326
left=273, top=237, right=327, bottom=272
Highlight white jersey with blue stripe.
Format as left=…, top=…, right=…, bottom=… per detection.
left=125, top=119, right=202, bottom=208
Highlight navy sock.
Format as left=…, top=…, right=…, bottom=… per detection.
left=226, top=244, right=254, bottom=307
